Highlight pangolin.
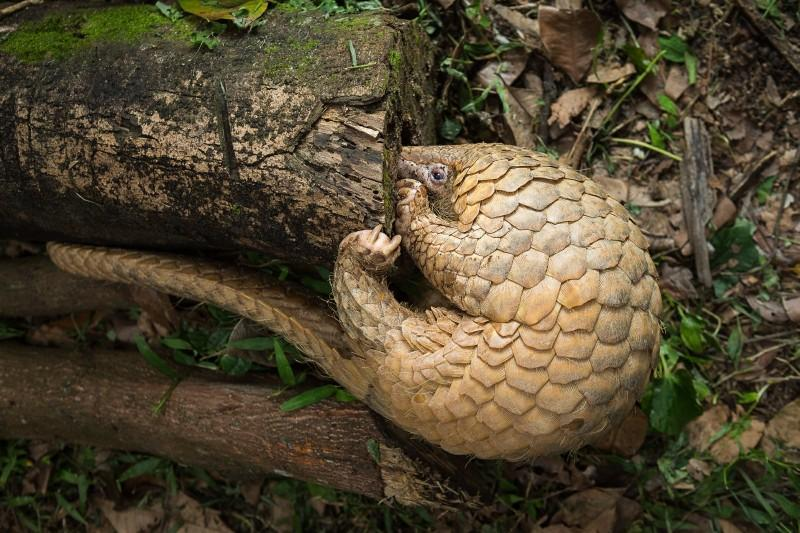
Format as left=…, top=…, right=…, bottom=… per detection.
left=48, top=143, right=661, bottom=460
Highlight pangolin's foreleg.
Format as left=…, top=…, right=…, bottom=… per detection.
left=394, top=179, right=495, bottom=318
left=332, top=225, right=417, bottom=352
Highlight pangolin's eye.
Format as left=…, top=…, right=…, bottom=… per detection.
left=430, top=168, right=446, bottom=182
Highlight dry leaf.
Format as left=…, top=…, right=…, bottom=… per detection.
left=687, top=405, right=765, bottom=463
left=548, top=87, right=595, bottom=128
left=130, top=286, right=179, bottom=333
left=686, top=458, right=712, bottom=480
left=665, top=65, right=689, bottom=100
left=503, top=86, right=542, bottom=149
left=592, top=407, right=648, bottom=456
left=615, top=0, right=670, bottom=30
left=639, top=68, right=667, bottom=106
left=659, top=264, right=699, bottom=300
left=709, top=419, right=764, bottom=464
left=239, top=479, right=264, bottom=506
left=746, top=295, right=790, bottom=323
left=594, top=175, right=628, bottom=202
left=687, top=404, right=729, bottom=454
left=711, top=196, right=737, bottom=229
left=96, top=499, right=164, bottom=533
left=476, top=49, right=528, bottom=88
left=718, top=519, right=746, bottom=533
left=552, top=488, right=641, bottom=532
left=168, top=493, right=233, bottom=533
left=762, top=397, right=800, bottom=463
left=586, top=63, right=636, bottom=84
left=783, top=296, right=800, bottom=323
left=538, top=7, right=602, bottom=83
left=493, top=5, right=539, bottom=40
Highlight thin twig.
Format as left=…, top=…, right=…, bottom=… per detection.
left=609, top=137, right=683, bottom=161
left=771, top=150, right=799, bottom=240
left=0, top=0, right=42, bottom=19
left=730, top=150, right=778, bottom=202
left=563, top=97, right=601, bottom=169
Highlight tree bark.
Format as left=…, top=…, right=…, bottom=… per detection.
left=0, top=256, right=132, bottom=317
left=0, top=1, right=436, bottom=266
left=0, top=342, right=477, bottom=506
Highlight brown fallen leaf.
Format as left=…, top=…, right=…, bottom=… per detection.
left=167, top=492, right=233, bottom=533
left=615, top=0, right=670, bottom=30
left=548, top=87, right=596, bottom=128
left=659, top=264, right=699, bottom=300
left=592, top=406, right=648, bottom=456
left=687, top=404, right=729, bottom=454
left=718, top=519, right=746, bottom=533
left=239, top=479, right=264, bottom=507
left=594, top=175, right=628, bottom=203
left=686, top=458, right=712, bottom=481
left=686, top=405, right=765, bottom=464
left=665, top=65, right=690, bottom=100
left=762, top=397, right=800, bottom=463
left=783, top=296, right=800, bottom=323
left=745, top=295, right=790, bottom=323
left=551, top=488, right=641, bottom=532
left=639, top=65, right=667, bottom=106
left=586, top=63, right=636, bottom=84
left=503, top=85, right=540, bottom=149
left=130, top=286, right=179, bottom=333
left=476, top=49, right=529, bottom=88
left=711, top=196, right=737, bottom=229
left=709, top=419, right=765, bottom=464
left=538, top=7, right=601, bottom=83
left=25, top=312, right=103, bottom=347
left=96, top=498, right=164, bottom=533
left=493, top=4, right=540, bottom=43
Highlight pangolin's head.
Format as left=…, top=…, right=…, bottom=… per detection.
left=398, top=143, right=562, bottom=232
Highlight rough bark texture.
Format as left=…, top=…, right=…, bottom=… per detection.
left=680, top=118, right=713, bottom=288
left=0, top=1, right=436, bottom=266
left=0, top=256, right=132, bottom=317
left=0, top=342, right=475, bottom=506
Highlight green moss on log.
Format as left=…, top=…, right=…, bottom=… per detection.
left=0, top=5, right=194, bottom=63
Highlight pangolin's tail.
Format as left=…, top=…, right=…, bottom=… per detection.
left=46, top=242, right=376, bottom=398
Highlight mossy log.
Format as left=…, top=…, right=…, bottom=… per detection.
left=0, top=1, right=435, bottom=266
left=0, top=342, right=478, bottom=506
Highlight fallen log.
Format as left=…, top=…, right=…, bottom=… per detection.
left=0, top=1, right=436, bottom=266
left=0, top=342, right=478, bottom=506
left=0, top=256, right=132, bottom=317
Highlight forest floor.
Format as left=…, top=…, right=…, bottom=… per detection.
left=1, top=0, right=799, bottom=531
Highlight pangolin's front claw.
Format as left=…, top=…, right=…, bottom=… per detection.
left=395, top=179, right=428, bottom=236
left=346, top=225, right=401, bottom=273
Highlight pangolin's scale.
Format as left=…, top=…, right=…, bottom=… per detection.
left=333, top=144, right=661, bottom=459
left=49, top=144, right=661, bottom=461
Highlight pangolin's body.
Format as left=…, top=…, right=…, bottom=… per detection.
left=49, top=143, right=661, bottom=460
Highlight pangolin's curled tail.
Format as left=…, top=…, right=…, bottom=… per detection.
left=46, top=242, right=376, bottom=398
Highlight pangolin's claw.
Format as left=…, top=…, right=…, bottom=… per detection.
left=347, top=226, right=401, bottom=273
left=395, top=180, right=428, bottom=237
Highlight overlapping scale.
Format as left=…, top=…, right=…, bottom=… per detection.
left=378, top=144, right=663, bottom=459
